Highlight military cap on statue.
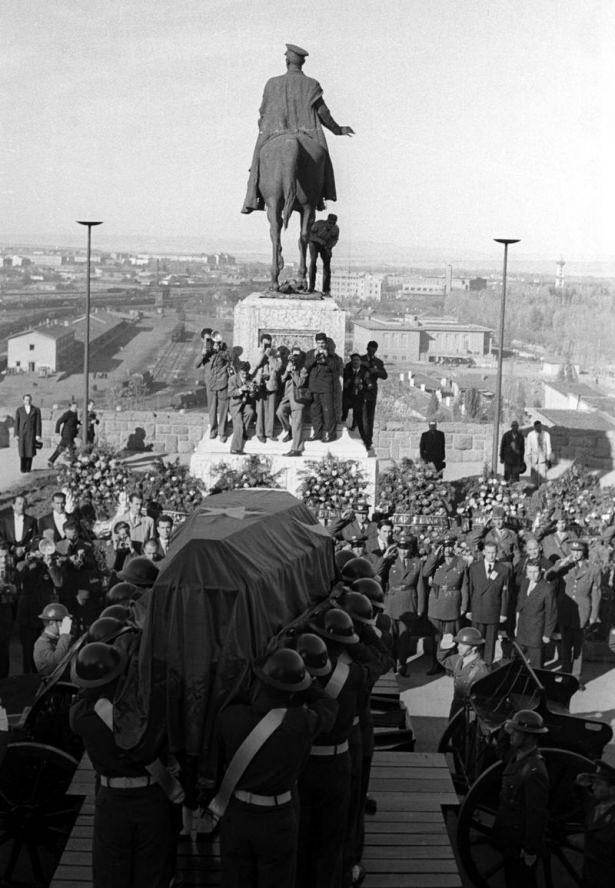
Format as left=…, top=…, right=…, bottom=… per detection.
left=285, top=43, right=309, bottom=60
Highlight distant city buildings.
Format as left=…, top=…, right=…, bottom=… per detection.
left=352, top=315, right=492, bottom=362
left=315, top=270, right=383, bottom=301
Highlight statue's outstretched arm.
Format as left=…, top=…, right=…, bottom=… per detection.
left=315, top=98, right=354, bottom=136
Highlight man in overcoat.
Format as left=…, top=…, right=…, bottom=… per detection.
left=515, top=562, right=557, bottom=667
left=14, top=393, right=42, bottom=473
left=467, top=541, right=510, bottom=665
left=384, top=533, right=424, bottom=674
left=48, top=402, right=80, bottom=466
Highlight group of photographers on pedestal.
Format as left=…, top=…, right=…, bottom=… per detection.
left=197, top=326, right=388, bottom=456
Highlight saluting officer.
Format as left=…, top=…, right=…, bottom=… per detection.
left=33, top=602, right=73, bottom=676
left=493, top=710, right=550, bottom=888
left=215, top=648, right=337, bottom=888
left=298, top=609, right=368, bottom=888
left=421, top=536, right=468, bottom=676
left=547, top=539, right=601, bottom=686
left=385, top=532, right=424, bottom=676
left=482, top=506, right=520, bottom=565
left=438, top=627, right=489, bottom=720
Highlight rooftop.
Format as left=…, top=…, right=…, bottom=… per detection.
left=10, top=325, right=75, bottom=341
left=535, top=409, right=615, bottom=431
left=354, top=316, right=492, bottom=333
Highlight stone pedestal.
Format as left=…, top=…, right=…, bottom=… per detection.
left=190, top=426, right=378, bottom=505
left=233, top=291, right=346, bottom=358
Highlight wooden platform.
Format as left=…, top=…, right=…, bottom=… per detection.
left=50, top=750, right=461, bottom=888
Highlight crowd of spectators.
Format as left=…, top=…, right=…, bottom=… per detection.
left=196, top=327, right=388, bottom=456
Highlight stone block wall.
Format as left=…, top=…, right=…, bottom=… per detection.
left=32, top=410, right=615, bottom=473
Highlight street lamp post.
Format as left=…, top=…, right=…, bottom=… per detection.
left=76, top=221, right=103, bottom=448
left=492, top=238, right=520, bottom=475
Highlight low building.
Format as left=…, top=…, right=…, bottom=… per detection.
left=7, top=326, right=75, bottom=373
left=543, top=380, right=615, bottom=417
left=316, top=270, right=383, bottom=302
left=352, top=316, right=492, bottom=362
left=541, top=356, right=580, bottom=379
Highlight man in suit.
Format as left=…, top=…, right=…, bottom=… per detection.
left=342, top=354, right=370, bottom=448
left=500, top=420, right=525, bottom=481
left=305, top=332, right=338, bottom=443
left=48, top=402, right=80, bottom=466
left=360, top=341, right=387, bottom=452
left=155, top=514, right=174, bottom=559
left=526, top=420, right=552, bottom=486
left=547, top=540, right=601, bottom=685
left=14, top=393, right=42, bottom=473
left=0, top=494, right=37, bottom=561
left=276, top=346, right=308, bottom=457
left=419, top=420, right=446, bottom=473
left=467, top=541, right=510, bottom=665
left=515, top=562, right=557, bottom=667
left=38, top=491, right=70, bottom=543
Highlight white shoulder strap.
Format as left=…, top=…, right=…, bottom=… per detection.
left=94, top=697, right=114, bottom=731
left=324, top=658, right=350, bottom=699
left=208, top=707, right=287, bottom=822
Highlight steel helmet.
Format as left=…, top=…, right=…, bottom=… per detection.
left=106, top=581, right=138, bottom=604
left=70, top=641, right=127, bottom=689
left=335, top=549, right=356, bottom=572
left=117, top=556, right=159, bottom=587
left=87, top=617, right=124, bottom=644
left=454, top=627, right=485, bottom=647
left=351, top=577, right=384, bottom=606
left=505, top=709, right=548, bottom=735
left=294, top=633, right=331, bottom=677
left=255, top=649, right=312, bottom=693
left=38, top=602, right=70, bottom=622
left=310, top=608, right=359, bottom=645
left=339, top=590, right=374, bottom=624
left=341, top=557, right=375, bottom=583
left=100, top=604, right=131, bottom=623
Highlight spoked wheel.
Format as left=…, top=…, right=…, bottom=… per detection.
left=437, top=708, right=498, bottom=794
left=0, top=742, right=79, bottom=887
left=24, top=682, right=83, bottom=760
left=457, top=747, right=590, bottom=888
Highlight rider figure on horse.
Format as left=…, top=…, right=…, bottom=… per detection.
left=241, top=44, right=354, bottom=214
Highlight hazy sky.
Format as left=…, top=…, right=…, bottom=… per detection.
left=2, top=0, right=614, bottom=262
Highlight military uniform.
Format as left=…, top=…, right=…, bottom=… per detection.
left=33, top=628, right=73, bottom=676
left=494, top=746, right=549, bottom=888
left=70, top=693, right=172, bottom=888
left=439, top=649, right=490, bottom=719
left=218, top=689, right=335, bottom=888
left=385, top=555, right=425, bottom=670
left=549, top=558, right=600, bottom=678
left=422, top=553, right=468, bottom=667
left=483, top=527, right=520, bottom=565
left=297, top=653, right=367, bottom=888
left=581, top=796, right=615, bottom=888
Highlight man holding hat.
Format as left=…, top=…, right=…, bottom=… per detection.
left=547, top=540, right=601, bottom=684
left=575, top=761, right=615, bottom=888
left=419, top=420, right=446, bottom=474
left=493, top=710, right=550, bottom=887
left=438, top=627, right=489, bottom=719
left=422, top=537, right=469, bottom=675
left=241, top=44, right=354, bottom=215
left=215, top=648, right=337, bottom=888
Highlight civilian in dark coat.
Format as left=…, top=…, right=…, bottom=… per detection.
left=305, top=334, right=337, bottom=442
left=14, top=393, right=42, bottom=473
left=360, top=342, right=387, bottom=451
left=48, top=402, right=80, bottom=465
left=499, top=420, right=525, bottom=481
left=205, top=335, right=231, bottom=440
left=515, top=563, right=557, bottom=667
left=419, top=420, right=446, bottom=473
left=342, top=355, right=370, bottom=448
left=0, top=494, right=37, bottom=560
left=467, top=542, right=510, bottom=665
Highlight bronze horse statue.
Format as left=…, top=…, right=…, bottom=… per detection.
left=258, top=134, right=326, bottom=291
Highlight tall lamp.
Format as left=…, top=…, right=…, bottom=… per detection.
left=492, top=237, right=520, bottom=474
left=76, top=220, right=103, bottom=447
